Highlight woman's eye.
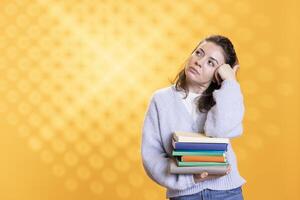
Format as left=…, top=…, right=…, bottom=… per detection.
left=195, top=51, right=202, bottom=56
left=208, top=60, right=215, bottom=67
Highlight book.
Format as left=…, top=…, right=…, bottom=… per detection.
left=169, top=131, right=230, bottom=175
left=172, top=150, right=225, bottom=156
left=172, top=138, right=228, bottom=151
left=176, top=159, right=228, bottom=167
left=169, top=159, right=228, bottom=175
left=173, top=132, right=229, bottom=144
left=175, top=157, right=228, bottom=167
left=181, top=155, right=226, bottom=162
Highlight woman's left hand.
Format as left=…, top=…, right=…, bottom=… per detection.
left=214, top=64, right=239, bottom=85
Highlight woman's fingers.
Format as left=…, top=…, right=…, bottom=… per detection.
left=214, top=64, right=239, bottom=83
left=194, top=171, right=208, bottom=179
left=194, top=165, right=231, bottom=183
left=194, top=171, right=208, bottom=180
left=195, top=174, right=224, bottom=182
left=200, top=171, right=208, bottom=178
left=214, top=67, right=221, bottom=85
left=233, top=64, right=240, bottom=74
left=226, top=165, right=231, bottom=174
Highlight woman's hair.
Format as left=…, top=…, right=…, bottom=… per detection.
left=171, top=35, right=239, bottom=113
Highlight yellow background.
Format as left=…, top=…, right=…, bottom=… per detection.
left=0, top=0, right=299, bottom=199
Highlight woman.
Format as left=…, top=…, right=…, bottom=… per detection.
left=141, top=35, right=246, bottom=200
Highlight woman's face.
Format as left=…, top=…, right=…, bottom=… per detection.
left=185, top=41, right=225, bottom=85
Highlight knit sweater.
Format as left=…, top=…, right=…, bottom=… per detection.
left=141, top=79, right=246, bottom=198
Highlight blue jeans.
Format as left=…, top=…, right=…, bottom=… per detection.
left=169, top=187, right=244, bottom=200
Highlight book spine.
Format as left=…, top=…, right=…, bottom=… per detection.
left=169, top=158, right=228, bottom=175
left=177, top=161, right=228, bottom=167
left=173, top=133, right=229, bottom=143
left=170, top=165, right=228, bottom=175
left=172, top=150, right=225, bottom=156
left=173, top=142, right=228, bottom=151
left=181, top=155, right=226, bottom=162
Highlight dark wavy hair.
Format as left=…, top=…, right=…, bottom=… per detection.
left=170, top=35, right=239, bottom=113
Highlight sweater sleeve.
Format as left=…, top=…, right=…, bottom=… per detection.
left=204, top=79, right=245, bottom=138
left=141, top=95, right=196, bottom=191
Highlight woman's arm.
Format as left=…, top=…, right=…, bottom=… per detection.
left=141, top=95, right=196, bottom=191
left=204, top=79, right=245, bottom=138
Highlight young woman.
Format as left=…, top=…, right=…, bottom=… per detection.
left=141, top=35, right=246, bottom=200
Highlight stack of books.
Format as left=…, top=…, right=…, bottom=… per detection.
left=169, top=131, right=230, bottom=175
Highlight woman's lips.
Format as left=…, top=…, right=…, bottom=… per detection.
left=188, top=67, right=199, bottom=75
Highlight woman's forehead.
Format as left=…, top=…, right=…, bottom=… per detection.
left=197, top=41, right=225, bottom=63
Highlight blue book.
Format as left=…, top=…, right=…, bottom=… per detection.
left=172, top=150, right=225, bottom=156
left=172, top=139, right=228, bottom=151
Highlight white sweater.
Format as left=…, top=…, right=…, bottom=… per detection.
left=141, top=80, right=246, bottom=198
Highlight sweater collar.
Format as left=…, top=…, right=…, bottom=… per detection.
left=170, top=84, right=198, bottom=129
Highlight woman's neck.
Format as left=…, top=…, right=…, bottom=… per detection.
left=186, top=81, right=210, bottom=94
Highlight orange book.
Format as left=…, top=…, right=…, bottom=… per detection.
left=181, top=155, right=226, bottom=162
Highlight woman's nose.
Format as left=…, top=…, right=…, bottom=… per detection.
left=195, top=59, right=202, bottom=68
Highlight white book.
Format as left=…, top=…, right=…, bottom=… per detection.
left=173, top=131, right=229, bottom=144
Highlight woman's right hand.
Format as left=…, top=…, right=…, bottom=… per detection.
left=193, top=165, right=231, bottom=183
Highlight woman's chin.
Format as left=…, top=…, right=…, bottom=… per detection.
left=186, top=71, right=198, bottom=79
left=186, top=75, right=200, bottom=84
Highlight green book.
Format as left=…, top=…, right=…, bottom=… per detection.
left=172, top=150, right=225, bottom=156
left=176, top=159, right=229, bottom=167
